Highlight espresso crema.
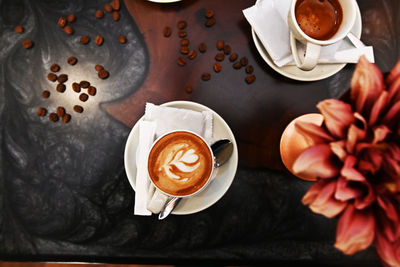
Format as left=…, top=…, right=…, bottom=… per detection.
left=148, top=131, right=213, bottom=196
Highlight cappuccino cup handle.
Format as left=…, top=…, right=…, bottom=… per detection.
left=290, top=32, right=321, bottom=71
left=147, top=187, right=170, bottom=214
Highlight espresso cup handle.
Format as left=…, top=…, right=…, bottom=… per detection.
left=290, top=32, right=321, bottom=71
left=147, top=187, right=170, bottom=214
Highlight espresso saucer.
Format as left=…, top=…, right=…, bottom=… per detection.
left=252, top=0, right=362, bottom=81
left=124, top=101, right=238, bottom=215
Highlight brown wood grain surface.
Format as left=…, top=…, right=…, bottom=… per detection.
left=106, top=0, right=332, bottom=169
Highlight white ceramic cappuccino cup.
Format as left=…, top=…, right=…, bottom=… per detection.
left=287, top=0, right=357, bottom=71
left=146, top=130, right=215, bottom=214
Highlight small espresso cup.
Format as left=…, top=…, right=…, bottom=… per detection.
left=146, top=130, right=215, bottom=213
left=287, top=0, right=357, bottom=71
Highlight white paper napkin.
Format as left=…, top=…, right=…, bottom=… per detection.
left=133, top=103, right=213, bottom=215
left=243, top=0, right=374, bottom=67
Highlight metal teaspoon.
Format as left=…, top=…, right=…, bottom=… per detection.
left=158, top=139, right=234, bottom=220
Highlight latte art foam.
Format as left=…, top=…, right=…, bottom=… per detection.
left=148, top=131, right=213, bottom=196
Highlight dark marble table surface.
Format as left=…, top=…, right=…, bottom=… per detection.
left=0, top=0, right=398, bottom=265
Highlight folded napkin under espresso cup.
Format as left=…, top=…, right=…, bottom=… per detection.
left=134, top=103, right=213, bottom=216
left=243, top=0, right=374, bottom=69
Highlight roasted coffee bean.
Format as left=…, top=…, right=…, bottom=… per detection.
left=180, top=39, right=190, bottom=46
left=205, top=17, right=216, bottom=27
left=185, top=86, right=193, bottom=94
left=50, top=64, right=60, bottom=72
left=245, top=74, right=256, bottom=84
left=56, top=83, right=66, bottom=93
left=14, top=25, right=24, bottom=33
left=79, top=93, right=89, bottom=102
left=67, top=56, right=77, bottom=65
left=118, top=35, right=127, bottom=44
left=57, top=17, right=67, bottom=28
left=22, top=39, right=33, bottom=49
left=223, top=45, right=231, bottom=55
left=67, top=14, right=76, bottom=23
left=112, top=0, right=120, bottom=11
left=80, top=35, right=90, bottom=44
left=95, top=9, right=104, bottom=19
left=233, top=62, right=242, bottom=69
left=177, top=20, right=187, bottom=30
left=177, top=56, right=186, bottom=66
left=215, top=52, right=225, bottom=61
left=73, top=105, right=84, bottom=113
left=229, top=53, right=238, bottom=62
left=245, top=65, right=254, bottom=74
left=42, top=90, right=50, bottom=98
left=112, top=11, right=120, bottom=21
left=72, top=82, right=81, bottom=93
left=198, top=43, right=207, bottom=53
left=64, top=25, right=74, bottom=35
left=88, top=86, right=97, bottom=96
left=47, top=73, right=57, bottom=82
left=95, top=35, right=104, bottom=46
left=104, top=3, right=113, bottom=13
left=95, top=64, right=104, bottom=72
left=240, top=57, right=248, bottom=66
left=201, top=73, right=211, bottom=81
left=188, top=49, right=197, bottom=60
left=37, top=107, right=47, bottom=117
left=216, top=40, right=224, bottom=50
left=62, top=113, right=71, bottom=123
left=163, top=26, right=172, bottom=37
left=178, top=30, right=187, bottom=38
left=80, top=81, right=90, bottom=88
left=57, top=74, right=68, bottom=83
left=213, top=62, right=222, bottom=73
left=180, top=46, right=189, bottom=55
left=49, top=113, right=59, bottom=122
left=98, top=69, right=109, bottom=79
left=205, top=9, right=215, bottom=18
left=56, top=106, right=65, bottom=117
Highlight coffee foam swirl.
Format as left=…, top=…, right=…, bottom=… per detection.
left=148, top=131, right=213, bottom=196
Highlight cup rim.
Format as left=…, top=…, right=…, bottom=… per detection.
left=290, top=0, right=357, bottom=45
left=147, top=130, right=215, bottom=198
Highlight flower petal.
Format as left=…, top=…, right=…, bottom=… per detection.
left=387, top=59, right=400, bottom=85
left=351, top=56, right=384, bottom=116
left=294, top=120, right=335, bottom=144
left=373, top=125, right=391, bottom=144
left=375, top=232, right=400, bottom=267
left=292, top=144, right=340, bottom=179
left=302, top=179, right=347, bottom=218
left=346, top=113, right=367, bottom=154
left=354, top=181, right=375, bottom=210
left=334, top=205, right=375, bottom=255
left=341, top=155, right=366, bottom=182
left=335, top=177, right=363, bottom=201
left=330, top=140, right=347, bottom=162
left=388, top=75, right=400, bottom=104
left=382, top=100, right=400, bottom=128
left=317, top=99, right=354, bottom=138
left=369, top=91, right=389, bottom=126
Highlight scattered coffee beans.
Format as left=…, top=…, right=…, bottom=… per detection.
left=163, top=26, right=172, bottom=37
left=80, top=81, right=90, bottom=88
left=88, top=86, right=97, bottom=96
left=64, top=25, right=74, bottom=35
left=104, top=3, right=113, bottom=13
left=229, top=53, right=238, bottom=62
left=67, top=14, right=76, bottom=23
left=240, top=57, right=248, bottom=66
left=178, top=30, right=187, bottom=38
left=56, top=106, right=66, bottom=117
left=80, top=35, right=90, bottom=44
left=205, top=17, right=216, bottom=27
left=50, top=64, right=60, bottom=72
left=177, top=57, right=187, bottom=66
left=56, top=83, right=66, bottom=93
left=72, top=82, right=81, bottom=93
left=95, top=64, right=104, bottom=72
left=233, top=62, right=242, bottom=69
left=67, top=56, right=77, bottom=65
left=118, top=35, right=127, bottom=44
left=213, top=62, right=222, bottom=73
left=205, top=9, right=215, bottom=19
left=112, top=0, right=120, bottom=11
left=188, top=49, right=197, bottom=60
left=58, top=17, right=67, bottom=28
left=62, top=113, right=71, bottom=123
left=49, top=113, right=59, bottom=122
left=215, top=53, right=225, bottom=61
left=57, top=74, right=68, bottom=83
left=47, top=73, right=57, bottom=82
left=112, top=11, right=120, bottom=21
left=181, top=39, right=190, bottom=46
left=177, top=20, right=187, bottom=30
left=185, top=86, right=193, bottom=94
left=14, top=25, right=24, bottom=33
left=198, top=43, right=207, bottom=53
left=79, top=93, right=89, bottom=102
left=245, top=74, right=256, bottom=84
left=223, top=45, right=231, bottom=55
left=95, top=35, right=104, bottom=46
left=216, top=40, right=224, bottom=50
left=201, top=73, right=211, bottom=81
left=180, top=46, right=189, bottom=55
left=95, top=9, right=104, bottom=19
left=98, top=69, right=109, bottom=79
left=245, top=65, right=254, bottom=74
left=73, top=105, right=84, bottom=113
left=42, top=90, right=50, bottom=98
left=37, top=107, right=47, bottom=117
left=22, top=39, right=33, bottom=49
